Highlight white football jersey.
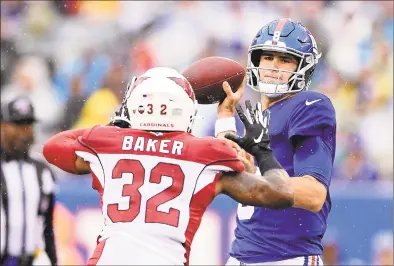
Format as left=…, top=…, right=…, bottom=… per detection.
left=76, top=125, right=244, bottom=265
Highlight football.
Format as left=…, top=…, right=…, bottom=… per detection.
left=182, top=56, right=246, bottom=104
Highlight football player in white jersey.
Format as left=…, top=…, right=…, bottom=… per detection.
left=43, top=67, right=293, bottom=266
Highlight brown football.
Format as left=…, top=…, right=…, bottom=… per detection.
left=182, top=56, right=246, bottom=104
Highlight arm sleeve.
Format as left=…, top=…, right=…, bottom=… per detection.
left=293, top=135, right=333, bottom=189
left=43, top=193, right=57, bottom=266
left=288, top=98, right=336, bottom=138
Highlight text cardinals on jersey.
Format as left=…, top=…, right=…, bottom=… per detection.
left=140, top=122, right=175, bottom=128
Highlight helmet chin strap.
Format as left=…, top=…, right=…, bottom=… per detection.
left=258, top=82, right=288, bottom=98
left=265, top=93, right=285, bottom=99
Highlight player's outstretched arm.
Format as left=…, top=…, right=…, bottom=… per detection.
left=43, top=128, right=90, bottom=175
left=216, top=100, right=295, bottom=209
left=216, top=169, right=294, bottom=210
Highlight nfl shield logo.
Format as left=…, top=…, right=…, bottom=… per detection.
left=138, top=105, right=145, bottom=114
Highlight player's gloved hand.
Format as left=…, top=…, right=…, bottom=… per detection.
left=225, top=100, right=283, bottom=174
left=108, top=76, right=136, bottom=128
left=224, top=100, right=271, bottom=155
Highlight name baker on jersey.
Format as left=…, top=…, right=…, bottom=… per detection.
left=122, top=136, right=184, bottom=155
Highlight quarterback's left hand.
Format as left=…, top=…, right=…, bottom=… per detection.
left=225, top=100, right=271, bottom=156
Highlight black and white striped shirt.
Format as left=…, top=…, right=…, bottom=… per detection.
left=1, top=155, right=57, bottom=265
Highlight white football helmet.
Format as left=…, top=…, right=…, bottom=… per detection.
left=122, top=67, right=198, bottom=133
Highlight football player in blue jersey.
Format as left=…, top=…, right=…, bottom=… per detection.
left=215, top=18, right=337, bottom=265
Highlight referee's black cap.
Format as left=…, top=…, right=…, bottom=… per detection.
left=1, top=96, right=37, bottom=124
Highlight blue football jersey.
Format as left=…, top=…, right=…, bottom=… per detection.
left=230, top=91, right=337, bottom=263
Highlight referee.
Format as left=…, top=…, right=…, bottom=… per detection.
left=1, top=97, right=57, bottom=266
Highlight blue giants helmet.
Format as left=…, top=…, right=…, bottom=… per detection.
left=247, top=18, right=321, bottom=97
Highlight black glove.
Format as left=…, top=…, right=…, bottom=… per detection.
left=225, top=100, right=271, bottom=155
left=225, top=100, right=283, bottom=174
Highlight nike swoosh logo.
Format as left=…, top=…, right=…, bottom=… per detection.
left=254, top=130, right=265, bottom=143
left=305, top=99, right=322, bottom=106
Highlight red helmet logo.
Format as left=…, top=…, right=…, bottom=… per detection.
left=168, top=77, right=196, bottom=102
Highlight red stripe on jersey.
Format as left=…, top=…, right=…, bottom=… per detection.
left=272, top=18, right=288, bottom=45
left=87, top=238, right=107, bottom=266
left=182, top=173, right=221, bottom=266
left=91, top=172, right=104, bottom=208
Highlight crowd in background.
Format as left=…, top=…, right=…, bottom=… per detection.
left=1, top=0, right=392, bottom=182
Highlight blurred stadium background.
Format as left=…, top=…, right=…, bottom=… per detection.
left=1, top=1, right=392, bottom=265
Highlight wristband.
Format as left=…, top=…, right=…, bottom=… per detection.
left=215, top=117, right=236, bottom=137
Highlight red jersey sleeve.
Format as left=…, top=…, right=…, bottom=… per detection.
left=193, top=137, right=245, bottom=173
left=43, top=127, right=93, bottom=174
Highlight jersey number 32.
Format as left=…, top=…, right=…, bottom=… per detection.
left=107, top=159, right=185, bottom=227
